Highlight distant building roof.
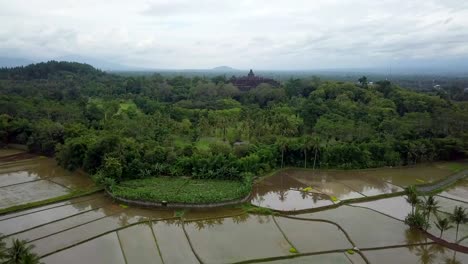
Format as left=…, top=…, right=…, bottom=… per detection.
left=229, top=69, right=280, bottom=91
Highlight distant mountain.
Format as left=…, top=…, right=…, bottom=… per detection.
left=0, top=57, right=36, bottom=68
left=212, top=66, right=238, bottom=71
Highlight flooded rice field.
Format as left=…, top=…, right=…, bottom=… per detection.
left=1, top=150, right=467, bottom=263
left=1, top=193, right=466, bottom=263
left=0, top=149, right=94, bottom=210
left=439, top=178, right=468, bottom=203
left=250, top=163, right=465, bottom=212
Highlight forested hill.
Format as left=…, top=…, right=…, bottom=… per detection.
left=0, top=61, right=467, bottom=183
left=0, top=61, right=103, bottom=80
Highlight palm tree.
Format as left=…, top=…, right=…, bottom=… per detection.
left=301, top=136, right=313, bottom=168
left=435, top=217, right=453, bottom=238
left=423, top=196, right=439, bottom=230
left=276, top=137, right=289, bottom=168
left=3, top=238, right=41, bottom=264
left=20, top=252, right=42, bottom=264
left=311, top=136, right=322, bottom=170
left=449, top=206, right=468, bottom=242
left=405, top=186, right=421, bottom=214
left=0, top=235, right=6, bottom=260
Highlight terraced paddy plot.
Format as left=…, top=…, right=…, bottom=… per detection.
left=274, top=216, right=352, bottom=253
left=11, top=207, right=124, bottom=243
left=41, top=232, right=126, bottom=264
left=182, top=207, right=245, bottom=220
left=363, top=245, right=468, bottom=264
left=250, top=186, right=334, bottom=211
left=439, top=179, right=468, bottom=202
left=0, top=196, right=113, bottom=236
left=0, top=156, right=94, bottom=210
left=257, top=171, right=307, bottom=190
left=0, top=166, right=43, bottom=187
left=251, top=168, right=404, bottom=211
left=0, top=193, right=103, bottom=221
left=0, top=158, right=44, bottom=173
left=362, top=162, right=463, bottom=187
left=296, top=205, right=425, bottom=248
left=30, top=209, right=170, bottom=256
left=184, top=215, right=291, bottom=263
left=152, top=221, right=199, bottom=264
left=336, top=176, right=403, bottom=196
left=0, top=180, right=69, bottom=209
left=0, top=148, right=24, bottom=157
left=352, top=196, right=412, bottom=221
left=281, top=169, right=368, bottom=199
left=435, top=195, right=468, bottom=214
left=0, top=158, right=88, bottom=183
left=258, top=252, right=365, bottom=264
left=117, top=223, right=163, bottom=264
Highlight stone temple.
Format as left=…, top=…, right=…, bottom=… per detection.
left=229, top=69, right=280, bottom=91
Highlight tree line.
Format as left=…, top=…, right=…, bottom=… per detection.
left=0, top=62, right=467, bottom=184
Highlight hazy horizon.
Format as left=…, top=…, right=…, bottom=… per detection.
left=1, top=1, right=468, bottom=71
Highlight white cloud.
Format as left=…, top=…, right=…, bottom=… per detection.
left=0, top=0, right=467, bottom=69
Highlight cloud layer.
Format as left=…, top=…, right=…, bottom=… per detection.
left=1, top=0, right=467, bottom=69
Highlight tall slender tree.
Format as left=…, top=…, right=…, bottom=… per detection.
left=3, top=239, right=42, bottom=264
left=405, top=186, right=421, bottom=214
left=434, top=217, right=453, bottom=238
left=423, top=196, right=439, bottom=230
left=450, top=206, right=468, bottom=242
left=301, top=136, right=313, bottom=168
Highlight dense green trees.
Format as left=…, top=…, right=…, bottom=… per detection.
left=0, top=61, right=467, bottom=184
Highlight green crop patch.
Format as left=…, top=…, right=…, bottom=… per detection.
left=111, top=177, right=251, bottom=204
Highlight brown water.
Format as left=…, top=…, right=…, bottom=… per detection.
left=295, top=205, right=427, bottom=249
left=287, top=169, right=402, bottom=196
left=152, top=221, right=199, bottom=264
left=363, top=244, right=468, bottom=264
left=0, top=180, right=70, bottom=209
left=274, top=216, right=352, bottom=252
left=251, top=168, right=405, bottom=211
left=352, top=196, right=412, bottom=221
left=261, top=253, right=365, bottom=264
left=0, top=195, right=113, bottom=236
left=361, top=163, right=458, bottom=187
left=0, top=193, right=461, bottom=264
left=439, top=179, right=468, bottom=202
left=251, top=184, right=334, bottom=211
left=0, top=156, right=94, bottom=209
left=184, top=215, right=291, bottom=263
left=40, top=232, right=126, bottom=264
left=0, top=148, right=24, bottom=157
left=118, top=223, right=163, bottom=264
left=1, top=160, right=466, bottom=263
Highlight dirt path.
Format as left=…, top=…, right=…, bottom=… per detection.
left=416, top=170, right=468, bottom=193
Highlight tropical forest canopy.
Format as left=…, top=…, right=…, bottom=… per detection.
left=0, top=61, right=467, bottom=184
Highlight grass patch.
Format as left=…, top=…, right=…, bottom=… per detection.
left=289, top=247, right=298, bottom=254
left=446, top=162, right=468, bottom=173
left=346, top=249, right=355, bottom=255
left=241, top=204, right=276, bottom=215
left=0, top=187, right=103, bottom=215
left=111, top=177, right=251, bottom=204
left=174, top=209, right=186, bottom=217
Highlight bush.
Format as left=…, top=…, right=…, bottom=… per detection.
left=405, top=210, right=429, bottom=230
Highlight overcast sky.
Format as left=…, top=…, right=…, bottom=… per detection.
left=1, top=0, right=468, bottom=70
